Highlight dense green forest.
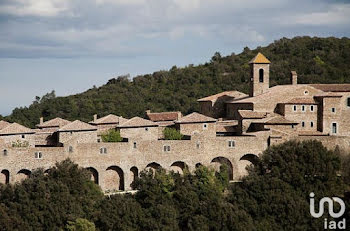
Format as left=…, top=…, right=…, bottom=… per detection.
left=1, top=140, right=349, bottom=230
left=3, top=36, right=350, bottom=128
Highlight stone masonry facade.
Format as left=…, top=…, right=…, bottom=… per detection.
left=1, top=53, right=350, bottom=191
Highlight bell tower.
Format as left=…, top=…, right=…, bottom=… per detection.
left=249, top=52, right=271, bottom=97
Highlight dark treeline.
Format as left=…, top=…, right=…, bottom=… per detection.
left=3, top=36, right=350, bottom=128
left=1, top=140, right=350, bottom=231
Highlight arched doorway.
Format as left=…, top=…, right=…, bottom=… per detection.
left=105, top=166, right=124, bottom=191
left=16, top=169, right=31, bottom=182
left=146, top=162, right=161, bottom=172
left=86, top=167, right=99, bottom=184
left=211, top=157, right=233, bottom=181
left=130, top=166, right=138, bottom=190
left=0, top=170, right=9, bottom=184
left=239, top=154, right=259, bottom=177
left=170, top=161, right=188, bottom=174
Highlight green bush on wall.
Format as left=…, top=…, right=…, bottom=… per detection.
left=163, top=127, right=183, bottom=140
left=101, top=129, right=123, bottom=142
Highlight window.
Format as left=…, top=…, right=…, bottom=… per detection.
left=310, top=122, right=314, bottom=128
left=99, top=147, right=107, bottom=154
left=293, top=105, right=297, bottom=112
left=69, top=146, right=73, bottom=153
left=310, top=105, right=314, bottom=112
left=21, top=135, right=25, bottom=139
left=203, top=123, right=208, bottom=130
left=35, top=152, right=42, bottom=159
left=332, top=123, right=337, bottom=134
left=302, top=121, right=305, bottom=127
left=347, top=97, right=350, bottom=107
left=145, top=127, right=149, bottom=131
left=97, top=138, right=101, bottom=143
left=196, top=142, right=200, bottom=149
left=3, top=149, right=7, bottom=156
left=259, top=69, right=264, bottom=83
left=133, top=142, right=137, bottom=149
left=304, top=90, right=309, bottom=95
left=332, top=108, right=336, bottom=113
left=302, top=105, right=306, bottom=112
left=228, top=140, right=235, bottom=148
left=163, top=145, right=171, bottom=152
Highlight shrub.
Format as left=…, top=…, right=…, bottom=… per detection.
left=101, top=129, right=123, bottom=142
left=163, top=128, right=183, bottom=140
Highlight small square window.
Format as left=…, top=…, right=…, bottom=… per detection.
left=332, top=123, right=337, bottom=134
left=228, top=140, right=235, bottom=148
left=310, top=105, right=314, bottom=112
left=302, top=121, right=305, bottom=127
left=203, top=123, right=208, bottom=130
left=302, top=105, right=306, bottom=112
left=347, top=97, right=350, bottom=107
left=145, top=127, right=149, bottom=131
left=99, top=148, right=104, bottom=154
left=35, top=152, right=42, bottom=159
left=21, top=135, right=25, bottom=139
left=196, top=142, right=200, bottom=149
left=310, top=122, right=314, bottom=128
left=104, top=148, right=107, bottom=154
left=133, top=142, right=137, bottom=149
left=332, top=108, right=336, bottom=113
left=3, top=149, right=8, bottom=156
left=293, top=105, right=297, bottom=112
left=163, top=145, right=171, bottom=152
left=97, top=139, right=101, bottom=143
left=69, top=146, right=73, bottom=153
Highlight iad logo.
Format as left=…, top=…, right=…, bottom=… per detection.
left=310, top=192, right=346, bottom=229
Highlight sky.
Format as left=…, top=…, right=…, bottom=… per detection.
left=0, top=0, right=350, bottom=116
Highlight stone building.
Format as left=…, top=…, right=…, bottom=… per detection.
left=1, top=52, right=350, bottom=191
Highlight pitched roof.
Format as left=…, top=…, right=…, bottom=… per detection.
left=238, top=110, right=267, bottom=119
left=249, top=52, right=271, bottom=64
left=59, top=120, right=97, bottom=132
left=285, top=97, right=316, bottom=104
left=118, top=117, right=158, bottom=128
left=89, top=114, right=127, bottom=125
left=37, top=117, right=71, bottom=128
left=0, top=120, right=10, bottom=130
left=309, top=84, right=350, bottom=92
left=176, top=112, right=216, bottom=124
left=197, top=91, right=247, bottom=102
left=146, top=111, right=181, bottom=122
left=0, top=123, right=34, bottom=135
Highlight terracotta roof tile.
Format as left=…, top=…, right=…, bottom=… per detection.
left=197, top=91, right=247, bottom=102
left=37, top=117, right=71, bottom=128
left=249, top=52, right=271, bottom=64
left=0, top=123, right=34, bottom=135
left=176, top=112, right=216, bottom=124
left=238, top=110, right=267, bottom=119
left=0, top=120, right=10, bottom=130
left=309, top=84, right=350, bottom=92
left=146, top=111, right=181, bottom=122
left=59, top=120, right=97, bottom=132
left=90, top=114, right=127, bottom=124
left=118, top=117, right=158, bottom=128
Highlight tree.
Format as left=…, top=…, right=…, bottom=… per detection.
left=163, top=128, right=183, bottom=140
left=101, top=129, right=123, bottom=142
left=66, top=218, right=95, bottom=231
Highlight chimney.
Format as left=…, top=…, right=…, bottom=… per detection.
left=93, top=114, right=97, bottom=122
left=145, top=110, right=151, bottom=115
left=291, top=71, right=298, bottom=85
left=177, top=112, right=182, bottom=119
left=40, top=117, right=44, bottom=125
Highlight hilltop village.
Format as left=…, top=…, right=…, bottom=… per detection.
left=1, top=53, right=350, bottom=192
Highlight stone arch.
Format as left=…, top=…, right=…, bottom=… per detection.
left=239, top=154, right=259, bottom=177
left=105, top=166, right=124, bottom=191
left=130, top=166, right=138, bottom=190
left=16, top=169, right=31, bottom=182
left=86, top=167, right=99, bottom=185
left=146, top=162, right=161, bottom=171
left=211, top=157, right=233, bottom=181
left=195, top=163, right=203, bottom=168
left=170, top=161, right=188, bottom=174
left=0, top=170, right=10, bottom=184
